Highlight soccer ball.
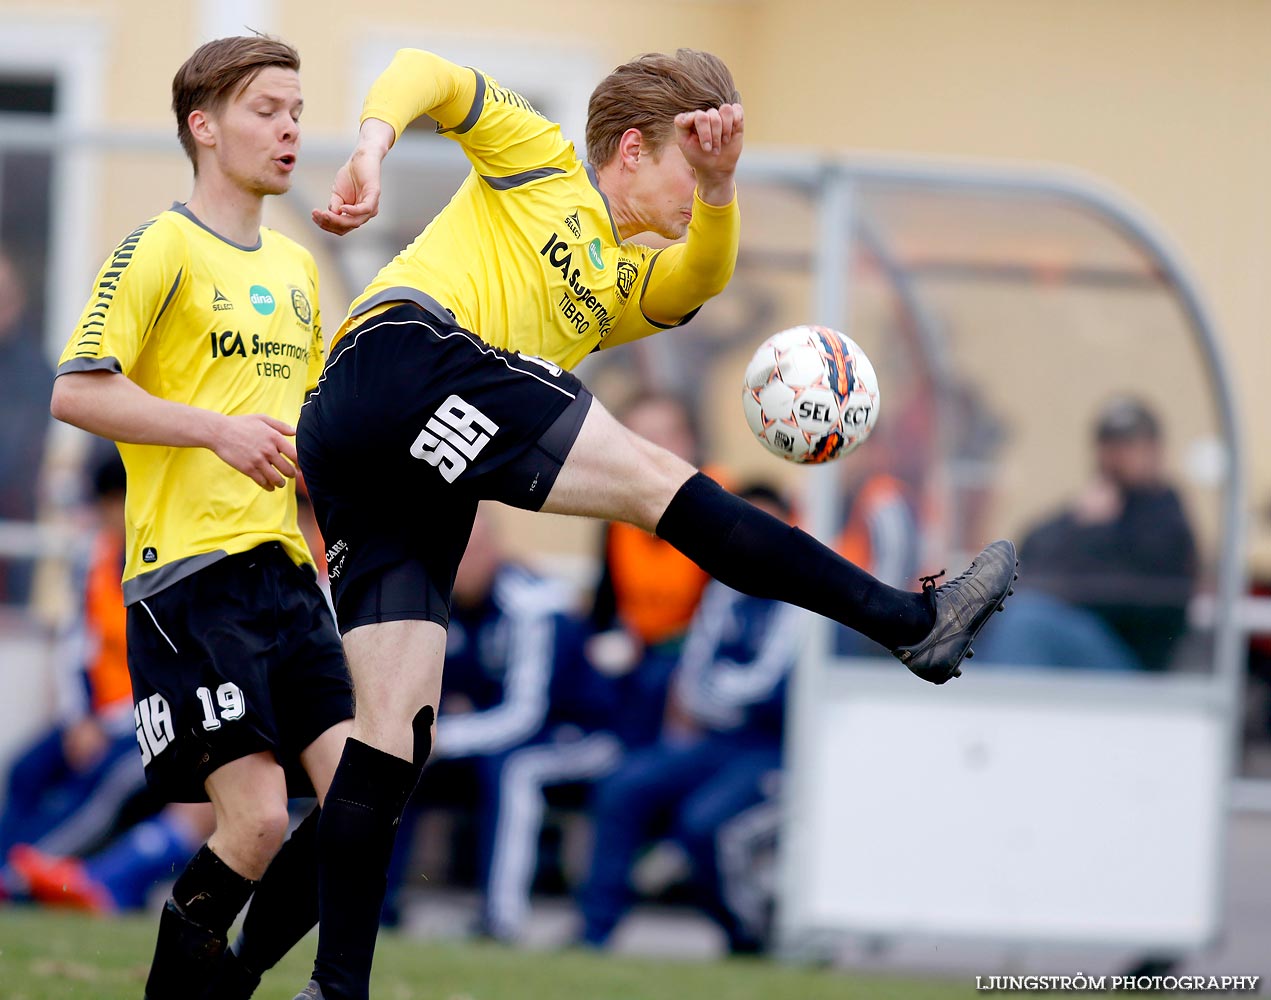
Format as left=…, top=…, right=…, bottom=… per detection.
left=741, top=325, right=880, bottom=464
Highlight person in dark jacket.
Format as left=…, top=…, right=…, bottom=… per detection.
left=979, top=396, right=1196, bottom=672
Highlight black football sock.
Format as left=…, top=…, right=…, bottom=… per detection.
left=311, top=719, right=430, bottom=1000
left=656, top=472, right=934, bottom=649
left=144, top=845, right=257, bottom=1000
left=208, top=805, right=323, bottom=1000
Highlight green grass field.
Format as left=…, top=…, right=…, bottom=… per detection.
left=0, top=907, right=987, bottom=1000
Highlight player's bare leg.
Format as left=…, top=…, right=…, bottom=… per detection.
left=212, top=720, right=355, bottom=1000
left=542, top=398, right=1017, bottom=683
left=143, top=754, right=289, bottom=999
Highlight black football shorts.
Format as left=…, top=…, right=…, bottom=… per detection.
left=125, top=543, right=353, bottom=801
left=298, top=302, right=592, bottom=634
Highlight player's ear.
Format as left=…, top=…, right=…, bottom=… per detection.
left=187, top=109, right=216, bottom=151
left=617, top=128, right=643, bottom=173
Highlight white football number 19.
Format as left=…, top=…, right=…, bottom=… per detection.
left=196, top=682, right=246, bottom=731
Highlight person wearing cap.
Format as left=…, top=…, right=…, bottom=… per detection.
left=976, top=396, right=1197, bottom=672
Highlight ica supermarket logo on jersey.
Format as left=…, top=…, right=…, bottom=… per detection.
left=249, top=285, right=276, bottom=315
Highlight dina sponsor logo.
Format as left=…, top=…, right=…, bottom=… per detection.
left=249, top=285, right=275, bottom=316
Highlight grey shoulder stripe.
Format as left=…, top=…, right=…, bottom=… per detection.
left=438, top=68, right=487, bottom=136
left=480, top=166, right=566, bottom=191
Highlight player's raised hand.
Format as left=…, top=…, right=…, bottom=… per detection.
left=675, top=103, right=744, bottom=180
left=211, top=413, right=299, bottom=491
left=311, top=118, right=395, bottom=235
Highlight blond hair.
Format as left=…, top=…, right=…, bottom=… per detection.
left=172, top=35, right=300, bottom=168
left=585, top=49, right=739, bottom=166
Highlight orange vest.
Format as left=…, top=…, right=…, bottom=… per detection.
left=605, top=524, right=710, bottom=646
left=83, top=530, right=131, bottom=713
left=604, top=465, right=732, bottom=645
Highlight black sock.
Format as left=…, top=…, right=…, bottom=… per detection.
left=171, top=844, right=258, bottom=931
left=224, top=805, right=322, bottom=989
left=145, top=846, right=257, bottom=1000
left=311, top=737, right=424, bottom=1000
left=656, top=472, right=934, bottom=649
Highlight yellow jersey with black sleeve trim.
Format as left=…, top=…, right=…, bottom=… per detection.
left=57, top=204, right=325, bottom=605
left=335, top=49, right=740, bottom=371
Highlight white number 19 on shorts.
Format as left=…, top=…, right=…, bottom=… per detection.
left=410, top=394, right=500, bottom=483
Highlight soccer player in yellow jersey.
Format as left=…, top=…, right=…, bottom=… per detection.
left=49, top=36, right=353, bottom=1000
left=297, top=48, right=1016, bottom=1000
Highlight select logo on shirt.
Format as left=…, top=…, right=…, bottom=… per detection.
left=142, top=547, right=158, bottom=564
left=564, top=211, right=581, bottom=238
left=211, top=287, right=234, bottom=312
left=249, top=285, right=276, bottom=315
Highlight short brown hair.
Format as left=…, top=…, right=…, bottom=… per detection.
left=585, top=49, right=739, bottom=166
left=172, top=35, right=300, bottom=166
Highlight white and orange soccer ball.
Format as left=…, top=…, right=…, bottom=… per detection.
left=741, top=325, right=880, bottom=464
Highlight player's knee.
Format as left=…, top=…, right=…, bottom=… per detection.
left=628, top=436, right=695, bottom=529
left=221, top=800, right=290, bottom=867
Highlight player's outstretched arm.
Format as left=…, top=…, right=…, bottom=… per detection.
left=51, top=370, right=298, bottom=491
left=311, top=118, right=395, bottom=236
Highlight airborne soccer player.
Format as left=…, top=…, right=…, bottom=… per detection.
left=50, top=36, right=354, bottom=1000
left=297, top=47, right=1017, bottom=1000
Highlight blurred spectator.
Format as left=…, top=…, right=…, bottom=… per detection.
left=588, top=392, right=718, bottom=747
left=385, top=507, right=618, bottom=937
left=0, top=245, right=54, bottom=604
left=977, top=397, right=1197, bottom=671
left=577, top=484, right=807, bottom=954
left=0, top=450, right=145, bottom=876
left=9, top=800, right=214, bottom=913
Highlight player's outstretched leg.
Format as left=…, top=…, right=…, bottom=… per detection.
left=540, top=403, right=1017, bottom=683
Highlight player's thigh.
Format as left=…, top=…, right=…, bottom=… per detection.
left=540, top=394, right=696, bottom=531
left=342, top=618, right=447, bottom=760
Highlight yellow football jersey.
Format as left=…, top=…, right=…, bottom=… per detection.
left=58, top=205, right=324, bottom=604
left=336, top=50, right=739, bottom=371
